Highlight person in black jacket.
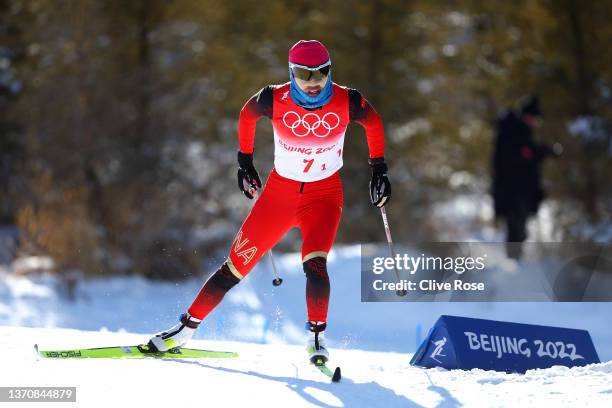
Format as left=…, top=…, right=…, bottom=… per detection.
left=492, top=96, right=559, bottom=258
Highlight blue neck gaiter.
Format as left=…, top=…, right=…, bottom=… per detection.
left=289, top=68, right=334, bottom=109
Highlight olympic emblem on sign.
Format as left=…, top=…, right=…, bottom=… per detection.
left=282, top=111, right=341, bottom=138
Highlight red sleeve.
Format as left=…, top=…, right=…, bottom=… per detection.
left=238, top=86, right=273, bottom=154
left=348, top=89, right=385, bottom=159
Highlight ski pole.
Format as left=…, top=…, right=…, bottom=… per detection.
left=268, top=250, right=283, bottom=286
left=379, top=207, right=407, bottom=297
left=250, top=187, right=283, bottom=287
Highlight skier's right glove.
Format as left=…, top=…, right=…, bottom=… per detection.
left=237, top=151, right=262, bottom=199
left=369, top=157, right=391, bottom=208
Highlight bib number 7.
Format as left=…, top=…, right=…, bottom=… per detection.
left=303, top=158, right=314, bottom=173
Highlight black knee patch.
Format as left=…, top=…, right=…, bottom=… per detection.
left=210, top=263, right=241, bottom=290
left=308, top=321, right=327, bottom=333
left=303, top=257, right=329, bottom=283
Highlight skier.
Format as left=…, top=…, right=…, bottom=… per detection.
left=492, top=96, right=560, bottom=259
left=147, top=40, right=391, bottom=364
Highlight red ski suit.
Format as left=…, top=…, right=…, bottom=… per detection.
left=189, top=82, right=385, bottom=323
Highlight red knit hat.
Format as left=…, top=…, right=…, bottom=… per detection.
left=288, top=40, right=330, bottom=67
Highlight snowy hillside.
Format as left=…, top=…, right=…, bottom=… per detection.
left=2, top=326, right=611, bottom=408
left=2, top=245, right=612, bottom=360
left=2, top=244, right=612, bottom=406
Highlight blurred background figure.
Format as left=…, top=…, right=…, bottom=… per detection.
left=492, top=96, right=561, bottom=258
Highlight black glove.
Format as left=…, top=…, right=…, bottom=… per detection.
left=237, top=151, right=262, bottom=199
left=369, top=157, right=391, bottom=207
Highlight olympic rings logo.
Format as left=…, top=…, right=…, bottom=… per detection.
left=282, top=111, right=341, bottom=138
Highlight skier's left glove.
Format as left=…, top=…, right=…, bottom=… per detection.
left=237, top=151, right=262, bottom=199
left=369, top=157, right=391, bottom=208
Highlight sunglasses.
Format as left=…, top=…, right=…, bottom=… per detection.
left=290, top=62, right=331, bottom=82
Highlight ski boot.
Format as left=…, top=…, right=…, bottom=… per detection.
left=306, top=321, right=329, bottom=365
left=147, top=312, right=201, bottom=352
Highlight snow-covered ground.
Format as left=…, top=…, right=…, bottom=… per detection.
left=2, top=243, right=612, bottom=406
left=2, top=326, right=611, bottom=408
left=2, top=245, right=612, bottom=360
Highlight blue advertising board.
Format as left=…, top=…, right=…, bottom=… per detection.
left=410, top=315, right=600, bottom=373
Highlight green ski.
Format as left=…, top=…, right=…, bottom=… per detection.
left=34, top=343, right=238, bottom=359
left=312, top=356, right=341, bottom=382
